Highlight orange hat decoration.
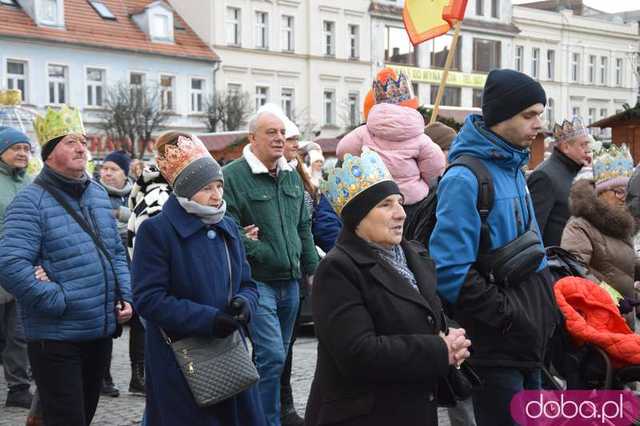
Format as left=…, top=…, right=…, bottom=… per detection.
left=364, top=68, right=419, bottom=122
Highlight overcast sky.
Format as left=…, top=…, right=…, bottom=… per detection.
left=512, top=0, right=639, bottom=13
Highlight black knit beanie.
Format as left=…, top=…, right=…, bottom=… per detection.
left=482, top=69, right=546, bottom=128
left=341, top=180, right=402, bottom=230
left=41, top=136, right=65, bottom=161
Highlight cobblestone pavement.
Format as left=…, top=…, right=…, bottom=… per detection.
left=0, top=326, right=451, bottom=425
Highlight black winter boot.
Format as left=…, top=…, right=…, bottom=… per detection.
left=280, top=384, right=304, bottom=426
left=128, top=362, right=145, bottom=395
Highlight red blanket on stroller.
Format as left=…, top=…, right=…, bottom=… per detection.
left=554, top=276, right=640, bottom=367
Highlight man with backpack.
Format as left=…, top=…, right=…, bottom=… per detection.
left=429, top=69, right=557, bottom=426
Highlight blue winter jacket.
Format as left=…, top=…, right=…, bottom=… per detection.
left=0, top=178, right=132, bottom=341
left=429, top=114, right=547, bottom=304
left=312, top=194, right=341, bottom=253
left=429, top=115, right=556, bottom=367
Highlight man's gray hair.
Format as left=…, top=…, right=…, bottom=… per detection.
left=247, top=111, right=284, bottom=133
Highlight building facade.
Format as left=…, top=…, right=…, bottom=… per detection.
left=0, top=0, right=219, bottom=153
left=168, top=0, right=372, bottom=139
left=370, top=0, right=519, bottom=117
left=513, top=3, right=639, bottom=133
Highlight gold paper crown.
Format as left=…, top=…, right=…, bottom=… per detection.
left=0, top=89, right=22, bottom=106
left=553, top=117, right=588, bottom=144
left=34, top=105, right=85, bottom=146
left=156, top=136, right=212, bottom=185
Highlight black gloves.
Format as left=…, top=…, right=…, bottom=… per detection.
left=213, top=312, right=238, bottom=338
left=618, top=297, right=640, bottom=315
left=226, top=296, right=251, bottom=325
left=213, top=296, right=251, bottom=338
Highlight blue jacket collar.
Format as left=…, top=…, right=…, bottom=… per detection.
left=449, top=115, right=530, bottom=171
left=163, top=195, right=237, bottom=240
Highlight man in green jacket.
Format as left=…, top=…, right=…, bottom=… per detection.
left=223, top=111, right=319, bottom=426
left=0, top=127, right=33, bottom=409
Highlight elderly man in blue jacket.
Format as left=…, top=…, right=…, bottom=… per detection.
left=0, top=106, right=132, bottom=426
left=429, top=70, right=557, bottom=426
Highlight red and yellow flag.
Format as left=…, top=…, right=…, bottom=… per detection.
left=403, top=0, right=468, bottom=45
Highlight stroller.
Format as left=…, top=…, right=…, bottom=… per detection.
left=546, top=247, right=640, bottom=391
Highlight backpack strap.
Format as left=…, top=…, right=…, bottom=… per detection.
left=445, top=155, right=494, bottom=253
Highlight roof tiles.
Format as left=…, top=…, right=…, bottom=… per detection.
left=0, top=0, right=218, bottom=62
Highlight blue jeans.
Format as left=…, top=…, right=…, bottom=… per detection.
left=250, top=280, right=299, bottom=426
left=472, top=367, right=542, bottom=426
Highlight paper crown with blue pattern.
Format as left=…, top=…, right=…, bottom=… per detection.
left=592, top=144, right=634, bottom=193
left=320, top=147, right=394, bottom=215
left=372, top=71, right=415, bottom=105
left=553, top=116, right=588, bottom=144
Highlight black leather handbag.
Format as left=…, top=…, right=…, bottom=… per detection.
left=437, top=362, right=482, bottom=407
left=159, top=237, right=259, bottom=407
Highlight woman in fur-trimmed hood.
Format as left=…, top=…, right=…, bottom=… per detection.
left=561, top=145, right=640, bottom=328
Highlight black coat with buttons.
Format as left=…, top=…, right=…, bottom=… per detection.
left=304, top=229, right=450, bottom=426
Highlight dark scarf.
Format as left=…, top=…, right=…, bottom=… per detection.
left=38, top=164, right=90, bottom=199
left=553, top=147, right=583, bottom=174
left=0, top=160, right=26, bottom=181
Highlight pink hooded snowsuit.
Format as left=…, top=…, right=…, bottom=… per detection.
left=336, top=103, right=446, bottom=205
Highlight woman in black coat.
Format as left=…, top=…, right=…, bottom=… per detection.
left=306, top=149, right=471, bottom=426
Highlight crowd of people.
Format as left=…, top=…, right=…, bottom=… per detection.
left=0, top=65, right=639, bottom=426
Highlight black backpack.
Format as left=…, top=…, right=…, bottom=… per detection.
left=403, top=155, right=494, bottom=252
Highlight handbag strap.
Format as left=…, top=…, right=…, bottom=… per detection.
left=35, top=178, right=124, bottom=306
left=160, top=231, right=234, bottom=345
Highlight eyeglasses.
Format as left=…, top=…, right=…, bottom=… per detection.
left=609, top=188, right=627, bottom=200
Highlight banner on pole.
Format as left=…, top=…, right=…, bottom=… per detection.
left=403, top=0, right=468, bottom=45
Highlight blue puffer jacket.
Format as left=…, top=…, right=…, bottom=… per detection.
left=429, top=115, right=556, bottom=367
left=0, top=178, right=132, bottom=341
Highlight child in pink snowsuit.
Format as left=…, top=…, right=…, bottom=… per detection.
left=337, top=69, right=445, bottom=208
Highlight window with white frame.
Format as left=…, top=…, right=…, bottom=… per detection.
left=600, top=56, right=608, bottom=85
left=39, top=0, right=59, bottom=25
left=281, top=15, right=294, bottom=52
left=255, top=11, right=269, bottom=49
left=151, top=14, right=171, bottom=40
left=348, top=24, right=360, bottom=59
left=547, top=50, right=555, bottom=80
left=531, top=48, right=539, bottom=79
left=255, top=86, right=269, bottom=110
left=86, top=68, right=105, bottom=107
left=226, top=7, right=241, bottom=46
left=48, top=64, right=67, bottom=105
left=571, top=53, right=580, bottom=83
left=190, top=78, right=205, bottom=113
left=588, top=55, right=596, bottom=83
left=6, top=60, right=27, bottom=101
left=546, top=98, right=554, bottom=127
left=491, top=0, right=499, bottom=18
left=572, top=106, right=580, bottom=118
left=323, top=90, right=335, bottom=125
left=476, top=0, right=484, bottom=16
left=515, top=45, right=523, bottom=72
left=160, top=75, right=175, bottom=111
left=588, top=108, right=596, bottom=125
left=616, top=58, right=623, bottom=86
left=348, top=92, right=359, bottom=127
left=281, top=88, right=294, bottom=119
left=130, top=72, right=145, bottom=104
left=323, top=21, right=335, bottom=56
left=600, top=108, right=607, bottom=119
